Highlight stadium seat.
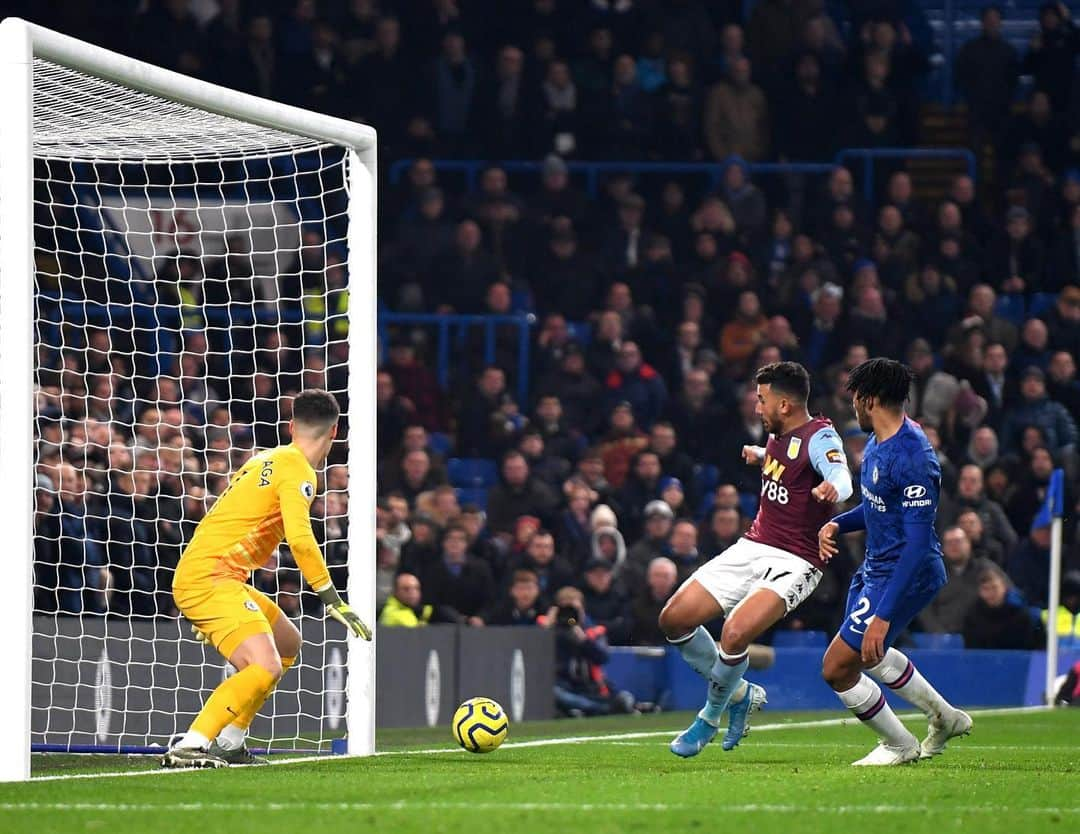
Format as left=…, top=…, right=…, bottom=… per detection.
left=994, top=294, right=1026, bottom=326
left=447, top=457, right=499, bottom=488
left=772, top=630, right=829, bottom=648
left=739, top=492, right=759, bottom=520
left=510, top=287, right=534, bottom=314
left=693, top=464, right=719, bottom=498
left=454, top=487, right=488, bottom=511
left=910, top=632, right=964, bottom=650
left=1028, top=292, right=1057, bottom=318
left=566, top=320, right=593, bottom=347
left=427, top=431, right=452, bottom=457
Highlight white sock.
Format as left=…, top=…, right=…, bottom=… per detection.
left=837, top=674, right=917, bottom=747
left=215, top=723, right=248, bottom=752
left=668, top=626, right=719, bottom=679
left=175, top=730, right=210, bottom=750
left=698, top=647, right=748, bottom=727
left=867, top=648, right=951, bottom=719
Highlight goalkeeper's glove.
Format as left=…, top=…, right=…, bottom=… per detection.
left=318, top=586, right=372, bottom=640
left=191, top=624, right=211, bottom=647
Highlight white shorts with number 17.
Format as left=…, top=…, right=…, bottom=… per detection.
left=689, top=537, right=822, bottom=615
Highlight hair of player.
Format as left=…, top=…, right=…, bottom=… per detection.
left=754, top=361, right=811, bottom=403
left=292, top=388, right=340, bottom=435
left=846, top=358, right=914, bottom=409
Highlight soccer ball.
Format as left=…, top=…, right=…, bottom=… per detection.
left=452, top=697, right=509, bottom=753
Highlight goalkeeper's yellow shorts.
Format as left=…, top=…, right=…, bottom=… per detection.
left=173, top=576, right=283, bottom=660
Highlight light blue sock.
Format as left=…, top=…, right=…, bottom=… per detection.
left=698, top=648, right=749, bottom=727
left=667, top=626, right=718, bottom=679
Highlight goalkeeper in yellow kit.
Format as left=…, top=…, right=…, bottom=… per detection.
left=163, top=389, right=371, bottom=769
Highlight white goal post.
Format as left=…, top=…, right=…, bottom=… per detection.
left=0, top=17, right=376, bottom=782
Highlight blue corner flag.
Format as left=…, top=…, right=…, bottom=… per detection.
left=1031, top=468, right=1065, bottom=531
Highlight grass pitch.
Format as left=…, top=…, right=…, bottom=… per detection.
left=4, top=708, right=1078, bottom=834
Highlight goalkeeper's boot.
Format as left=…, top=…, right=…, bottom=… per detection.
left=161, top=746, right=228, bottom=769
left=920, top=708, right=972, bottom=759
left=721, top=682, right=767, bottom=751
left=851, top=738, right=920, bottom=767
left=208, top=741, right=269, bottom=766
left=669, top=716, right=718, bottom=758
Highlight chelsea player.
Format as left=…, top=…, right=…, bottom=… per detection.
left=818, top=359, right=972, bottom=766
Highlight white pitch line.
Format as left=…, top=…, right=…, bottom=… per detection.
left=27, top=705, right=1052, bottom=782
left=2, top=801, right=1080, bottom=815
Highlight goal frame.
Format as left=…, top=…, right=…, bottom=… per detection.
left=0, top=16, right=377, bottom=782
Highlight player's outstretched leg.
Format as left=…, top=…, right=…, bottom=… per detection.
left=669, top=647, right=749, bottom=757
left=823, top=638, right=919, bottom=766
left=837, top=674, right=920, bottom=766
left=867, top=647, right=972, bottom=759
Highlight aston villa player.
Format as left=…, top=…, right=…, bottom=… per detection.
left=659, top=362, right=852, bottom=758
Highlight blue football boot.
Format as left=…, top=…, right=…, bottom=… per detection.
left=670, top=716, right=719, bottom=758
left=721, top=683, right=767, bottom=751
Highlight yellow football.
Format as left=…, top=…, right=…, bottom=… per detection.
left=451, top=697, right=509, bottom=753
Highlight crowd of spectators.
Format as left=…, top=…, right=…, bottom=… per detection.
left=24, top=2, right=1080, bottom=666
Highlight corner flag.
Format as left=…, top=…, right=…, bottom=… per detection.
left=1040, top=468, right=1067, bottom=704
left=1031, top=468, right=1065, bottom=531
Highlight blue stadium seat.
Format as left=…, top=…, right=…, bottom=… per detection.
left=447, top=457, right=499, bottom=488
left=739, top=492, right=759, bottom=520
left=994, top=293, right=1026, bottom=326
left=510, top=287, right=534, bottom=314
left=693, top=464, right=719, bottom=498
left=772, top=630, right=829, bottom=648
left=427, top=431, right=452, bottom=457
left=911, top=632, right=964, bottom=650
left=455, top=487, right=488, bottom=511
left=566, top=320, right=592, bottom=347
left=1028, top=292, right=1057, bottom=318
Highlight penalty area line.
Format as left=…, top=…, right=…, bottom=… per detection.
left=28, top=704, right=1049, bottom=781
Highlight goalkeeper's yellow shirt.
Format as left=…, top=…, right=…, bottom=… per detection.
left=177, top=443, right=332, bottom=591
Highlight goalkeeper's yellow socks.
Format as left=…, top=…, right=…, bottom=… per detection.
left=216, top=655, right=297, bottom=751
left=178, top=663, right=277, bottom=749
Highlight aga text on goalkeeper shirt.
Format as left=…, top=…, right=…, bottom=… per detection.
left=178, top=444, right=331, bottom=591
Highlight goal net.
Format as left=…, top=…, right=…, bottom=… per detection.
left=0, top=20, right=375, bottom=776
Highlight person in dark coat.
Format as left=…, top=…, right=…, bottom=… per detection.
left=664, top=368, right=728, bottom=464
left=486, top=451, right=560, bottom=537
left=628, top=556, right=679, bottom=646
left=580, top=559, right=632, bottom=645
left=955, top=5, right=1019, bottom=148
left=505, top=529, right=577, bottom=603
left=484, top=568, right=544, bottom=626
left=1022, top=2, right=1080, bottom=113
left=962, top=564, right=1046, bottom=649
left=604, top=341, right=669, bottom=430
left=420, top=524, right=497, bottom=625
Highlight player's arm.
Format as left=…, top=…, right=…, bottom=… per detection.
left=819, top=503, right=864, bottom=562
left=742, top=444, right=767, bottom=465
left=807, top=427, right=854, bottom=504
left=278, top=466, right=372, bottom=640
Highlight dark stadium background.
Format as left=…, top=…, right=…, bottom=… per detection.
left=14, top=1, right=1080, bottom=661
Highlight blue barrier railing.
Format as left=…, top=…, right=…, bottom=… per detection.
left=835, top=147, right=978, bottom=204
left=389, top=150, right=974, bottom=209
left=388, top=158, right=835, bottom=198
left=378, top=312, right=533, bottom=405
